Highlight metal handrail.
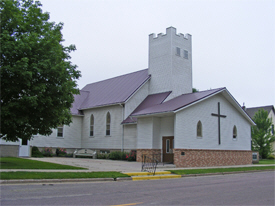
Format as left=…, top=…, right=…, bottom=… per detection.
left=141, top=154, right=158, bottom=175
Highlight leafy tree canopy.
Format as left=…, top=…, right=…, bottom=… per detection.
left=1, top=0, right=81, bottom=141
left=251, top=109, right=275, bottom=159
left=192, top=88, right=199, bottom=93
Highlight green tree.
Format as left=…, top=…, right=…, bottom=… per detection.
left=0, top=0, right=81, bottom=142
left=251, top=109, right=275, bottom=159
left=192, top=88, right=199, bottom=93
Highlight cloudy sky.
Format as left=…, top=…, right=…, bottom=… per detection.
left=40, top=0, right=274, bottom=108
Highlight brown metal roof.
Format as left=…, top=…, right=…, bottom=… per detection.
left=122, top=91, right=171, bottom=124
left=131, top=88, right=226, bottom=117
left=70, top=91, right=89, bottom=115
left=74, top=69, right=150, bottom=111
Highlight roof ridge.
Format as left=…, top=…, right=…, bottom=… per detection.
left=246, top=105, right=274, bottom=109
left=166, top=87, right=226, bottom=101
left=81, top=68, right=148, bottom=89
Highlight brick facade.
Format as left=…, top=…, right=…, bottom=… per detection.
left=137, top=148, right=253, bottom=167
left=174, top=149, right=253, bottom=167
left=137, top=149, right=161, bottom=162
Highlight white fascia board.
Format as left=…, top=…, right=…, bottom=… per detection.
left=174, top=88, right=226, bottom=113
left=131, top=111, right=173, bottom=118
left=124, top=76, right=151, bottom=104
left=121, top=122, right=137, bottom=125
left=79, top=103, right=123, bottom=111
left=72, top=114, right=84, bottom=117
left=221, top=90, right=256, bottom=126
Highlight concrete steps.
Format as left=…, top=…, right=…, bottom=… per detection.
left=157, top=164, right=176, bottom=168
left=123, top=171, right=181, bottom=181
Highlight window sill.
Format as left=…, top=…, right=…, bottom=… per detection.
left=56, top=137, right=64, bottom=139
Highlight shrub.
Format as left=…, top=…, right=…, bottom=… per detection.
left=267, top=154, right=275, bottom=159
left=42, top=147, right=53, bottom=157
left=97, top=153, right=109, bottom=159
left=126, top=150, right=136, bottom=161
left=56, top=148, right=67, bottom=157
left=108, top=151, right=127, bottom=160
left=65, top=153, right=73, bottom=157
left=31, top=146, right=43, bottom=157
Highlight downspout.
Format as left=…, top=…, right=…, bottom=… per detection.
left=119, top=103, right=125, bottom=152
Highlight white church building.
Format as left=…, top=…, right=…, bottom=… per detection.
left=25, top=27, right=256, bottom=167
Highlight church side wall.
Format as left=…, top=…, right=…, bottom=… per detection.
left=123, top=124, right=137, bottom=149
left=175, top=94, right=251, bottom=151
left=30, top=116, right=82, bottom=149
left=124, top=82, right=149, bottom=118
left=137, top=117, right=153, bottom=149
left=160, top=116, right=174, bottom=138
left=81, top=105, right=123, bottom=150
left=152, top=117, right=161, bottom=149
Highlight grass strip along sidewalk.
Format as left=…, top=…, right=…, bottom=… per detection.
left=0, top=171, right=130, bottom=180
left=0, top=157, right=86, bottom=170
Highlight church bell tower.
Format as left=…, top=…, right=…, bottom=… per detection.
left=148, top=27, right=192, bottom=100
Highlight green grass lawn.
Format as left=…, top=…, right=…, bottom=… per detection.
left=0, top=157, right=86, bottom=170
left=0, top=171, right=130, bottom=180
left=258, top=159, right=275, bottom=164
left=169, top=166, right=275, bottom=175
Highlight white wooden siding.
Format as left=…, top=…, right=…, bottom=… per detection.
left=81, top=105, right=124, bottom=149
left=124, top=81, right=149, bottom=118
left=123, top=124, right=137, bottom=149
left=149, top=27, right=192, bottom=99
left=30, top=116, right=82, bottom=148
left=137, top=117, right=153, bottom=149
left=137, top=116, right=174, bottom=149
left=175, top=94, right=251, bottom=150
left=152, top=117, right=161, bottom=149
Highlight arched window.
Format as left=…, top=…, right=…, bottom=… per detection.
left=197, top=121, right=202, bottom=137
left=90, top=115, right=94, bottom=137
left=106, top=112, right=111, bottom=136
left=233, top=125, right=237, bottom=139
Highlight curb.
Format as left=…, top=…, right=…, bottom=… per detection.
left=180, top=169, right=274, bottom=177
left=0, top=178, right=115, bottom=184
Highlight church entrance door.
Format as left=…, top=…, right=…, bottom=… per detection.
left=162, top=136, right=174, bottom=163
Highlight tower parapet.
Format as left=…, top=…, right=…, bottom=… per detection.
left=149, top=27, right=191, bottom=41
left=148, top=27, right=193, bottom=100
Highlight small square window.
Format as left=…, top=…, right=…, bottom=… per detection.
left=184, top=50, right=188, bottom=59
left=176, top=47, right=181, bottom=56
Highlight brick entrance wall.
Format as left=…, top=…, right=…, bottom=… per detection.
left=136, top=149, right=161, bottom=162
left=173, top=149, right=253, bottom=167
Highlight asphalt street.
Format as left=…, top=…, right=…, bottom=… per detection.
left=1, top=171, right=274, bottom=206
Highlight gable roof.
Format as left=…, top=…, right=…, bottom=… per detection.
left=129, top=87, right=255, bottom=126
left=122, top=91, right=171, bottom=124
left=70, top=91, right=90, bottom=115
left=131, top=88, right=225, bottom=116
left=71, top=69, right=150, bottom=113
left=245, top=105, right=275, bottom=118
